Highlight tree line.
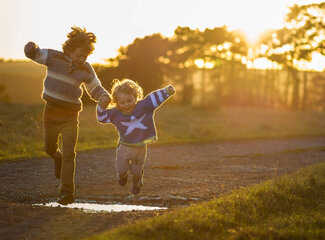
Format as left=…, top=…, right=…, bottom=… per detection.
left=87, top=2, right=325, bottom=111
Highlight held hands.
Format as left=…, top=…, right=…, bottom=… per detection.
left=98, top=94, right=111, bottom=109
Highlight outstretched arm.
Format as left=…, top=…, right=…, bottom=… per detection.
left=24, top=41, right=48, bottom=65
left=144, top=85, right=176, bottom=111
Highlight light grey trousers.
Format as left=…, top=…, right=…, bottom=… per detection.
left=115, top=144, right=147, bottom=184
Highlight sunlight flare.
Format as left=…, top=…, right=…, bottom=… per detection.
left=194, top=59, right=215, bottom=69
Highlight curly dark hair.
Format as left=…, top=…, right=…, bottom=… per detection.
left=62, top=26, right=96, bottom=56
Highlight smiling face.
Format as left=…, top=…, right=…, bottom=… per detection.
left=116, top=92, right=137, bottom=114
left=68, top=47, right=88, bottom=68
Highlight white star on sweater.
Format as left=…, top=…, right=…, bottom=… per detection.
left=121, top=115, right=148, bottom=135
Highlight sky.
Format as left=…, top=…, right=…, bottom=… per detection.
left=0, top=0, right=323, bottom=64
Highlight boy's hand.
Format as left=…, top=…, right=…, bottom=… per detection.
left=98, top=94, right=110, bottom=109
left=167, top=85, right=176, bottom=95
left=24, top=42, right=38, bottom=58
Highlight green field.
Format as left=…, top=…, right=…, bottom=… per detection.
left=1, top=61, right=325, bottom=161
left=1, top=62, right=325, bottom=239
left=87, top=162, right=325, bottom=240
left=0, top=61, right=45, bottom=104
left=1, top=103, right=325, bottom=161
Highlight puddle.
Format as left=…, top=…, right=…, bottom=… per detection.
left=137, top=195, right=199, bottom=201
left=34, top=202, right=167, bottom=212
left=88, top=195, right=199, bottom=202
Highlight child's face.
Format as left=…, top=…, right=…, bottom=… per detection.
left=68, top=47, right=88, bottom=68
left=116, top=92, right=136, bottom=114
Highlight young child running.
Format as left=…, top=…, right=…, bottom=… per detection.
left=97, top=79, right=175, bottom=194
left=24, top=26, right=110, bottom=205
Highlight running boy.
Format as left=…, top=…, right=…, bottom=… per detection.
left=24, top=26, right=110, bottom=205
left=97, top=79, right=175, bottom=194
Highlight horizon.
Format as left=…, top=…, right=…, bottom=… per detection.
left=0, top=0, right=324, bottom=65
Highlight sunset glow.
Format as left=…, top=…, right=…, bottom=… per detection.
left=296, top=52, right=325, bottom=71
left=2, top=3, right=325, bottom=239
left=246, top=57, right=282, bottom=70
left=194, top=59, right=215, bottom=69
left=0, top=0, right=323, bottom=71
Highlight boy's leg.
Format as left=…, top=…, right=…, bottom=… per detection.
left=59, top=121, right=78, bottom=204
left=115, top=144, right=132, bottom=186
left=43, top=121, right=63, bottom=179
left=130, top=145, right=147, bottom=194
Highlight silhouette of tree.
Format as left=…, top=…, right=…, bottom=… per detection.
left=310, top=74, right=325, bottom=111
left=113, top=34, right=172, bottom=94
left=162, top=26, right=248, bottom=107
left=198, top=27, right=229, bottom=107
left=261, top=2, right=325, bottom=110
left=163, top=26, right=200, bottom=105
left=96, top=25, right=249, bottom=107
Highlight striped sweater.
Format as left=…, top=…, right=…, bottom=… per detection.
left=97, top=86, right=175, bottom=146
left=24, top=43, right=109, bottom=112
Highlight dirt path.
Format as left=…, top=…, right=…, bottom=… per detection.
left=1, top=137, right=325, bottom=240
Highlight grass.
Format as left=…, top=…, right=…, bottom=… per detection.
left=1, top=103, right=325, bottom=161
left=87, top=162, right=325, bottom=240
left=2, top=63, right=325, bottom=240
left=0, top=61, right=45, bottom=104
left=0, top=104, right=44, bottom=159
left=155, top=105, right=325, bottom=144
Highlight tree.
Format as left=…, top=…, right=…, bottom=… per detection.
left=163, top=26, right=200, bottom=105
left=261, top=2, right=325, bottom=110
left=164, top=26, right=248, bottom=107
left=113, top=34, right=172, bottom=94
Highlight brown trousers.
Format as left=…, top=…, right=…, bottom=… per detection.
left=43, top=104, right=79, bottom=196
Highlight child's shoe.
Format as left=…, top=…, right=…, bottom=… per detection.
left=131, top=180, right=143, bottom=195
left=118, top=174, right=128, bottom=187
left=57, top=192, right=74, bottom=205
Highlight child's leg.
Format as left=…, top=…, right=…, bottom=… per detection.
left=115, top=144, right=132, bottom=186
left=43, top=121, right=63, bottom=179
left=59, top=121, right=78, bottom=197
left=130, top=145, right=147, bottom=194
left=44, top=121, right=62, bottom=159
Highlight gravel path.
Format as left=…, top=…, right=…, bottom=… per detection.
left=1, top=137, right=325, bottom=240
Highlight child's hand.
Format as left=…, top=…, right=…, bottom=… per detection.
left=167, top=85, right=176, bottom=95
left=98, top=94, right=110, bottom=109
left=24, top=42, right=37, bottom=58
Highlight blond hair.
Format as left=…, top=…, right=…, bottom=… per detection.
left=111, top=79, right=143, bottom=105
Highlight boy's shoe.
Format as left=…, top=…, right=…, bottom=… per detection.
left=54, top=158, right=62, bottom=179
left=57, top=193, right=74, bottom=205
left=131, top=181, right=143, bottom=195
left=118, top=174, right=128, bottom=187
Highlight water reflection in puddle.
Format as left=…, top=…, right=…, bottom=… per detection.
left=34, top=202, right=167, bottom=212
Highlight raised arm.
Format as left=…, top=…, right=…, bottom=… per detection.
left=24, top=42, right=48, bottom=65
left=143, top=85, right=176, bottom=111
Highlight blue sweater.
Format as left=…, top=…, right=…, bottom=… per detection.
left=97, top=87, right=174, bottom=146
left=25, top=44, right=109, bottom=112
